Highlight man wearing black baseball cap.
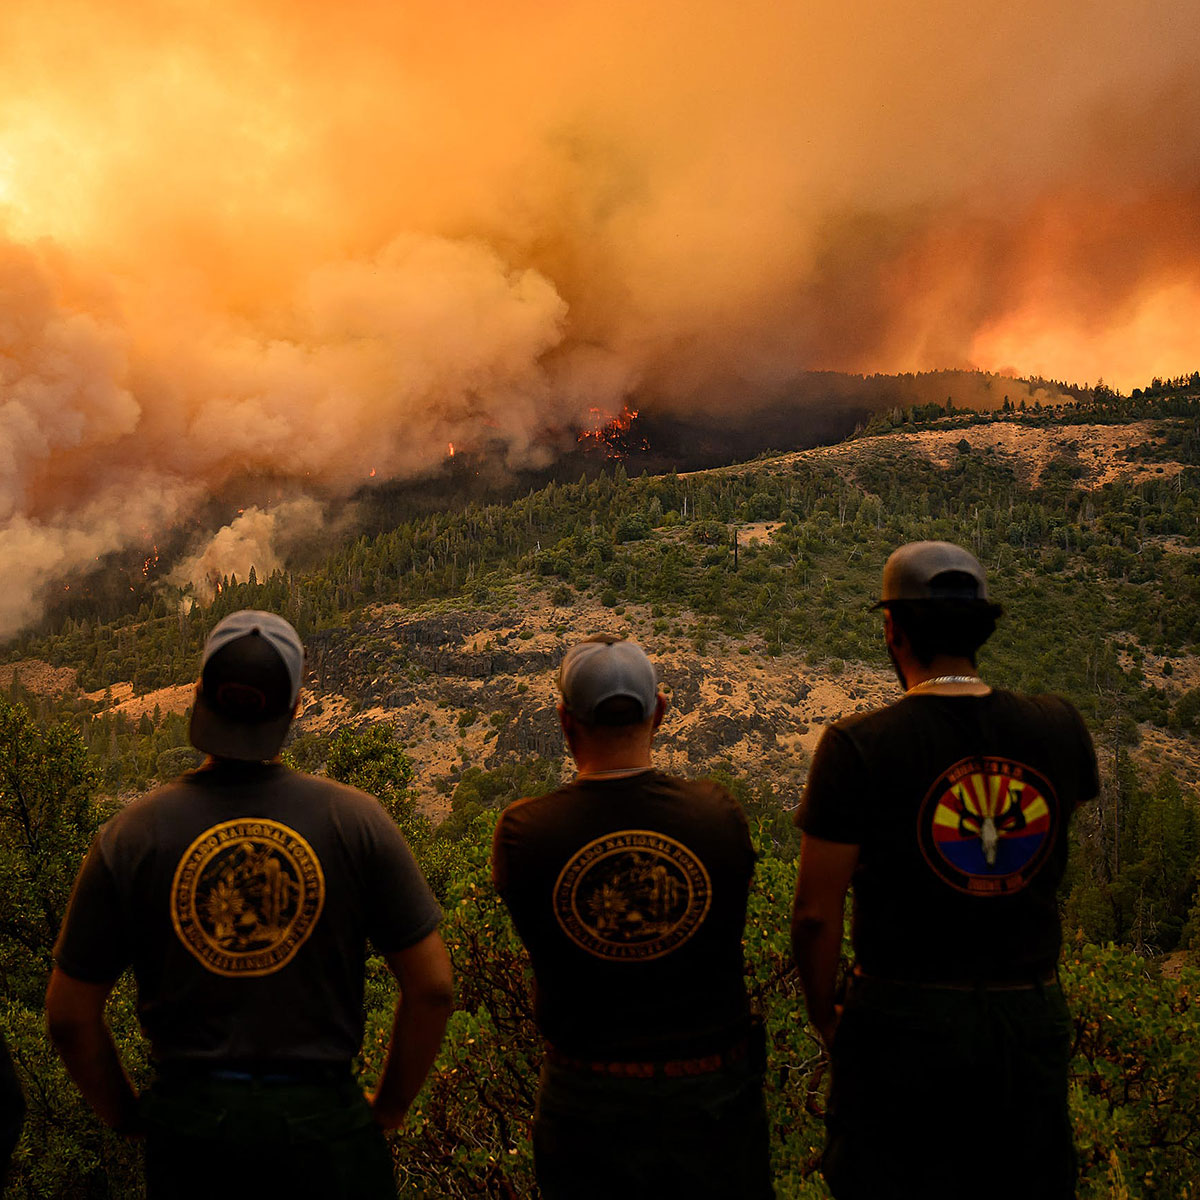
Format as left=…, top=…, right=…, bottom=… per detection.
left=493, top=635, right=773, bottom=1199
left=47, top=610, right=453, bottom=1199
left=791, top=542, right=1098, bottom=1199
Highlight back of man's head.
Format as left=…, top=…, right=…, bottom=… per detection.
left=875, top=541, right=1003, bottom=665
left=558, top=635, right=659, bottom=728
left=189, top=610, right=305, bottom=761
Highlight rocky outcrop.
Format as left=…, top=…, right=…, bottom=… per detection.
left=294, top=592, right=907, bottom=816
left=309, top=612, right=569, bottom=696
left=489, top=705, right=562, bottom=765
left=661, top=661, right=704, bottom=712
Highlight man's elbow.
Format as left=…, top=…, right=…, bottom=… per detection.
left=411, top=975, right=455, bottom=1013
left=45, top=1007, right=93, bottom=1054
left=45, top=972, right=107, bottom=1051
left=45, top=991, right=71, bottom=1048
left=790, top=907, right=833, bottom=961
left=790, top=905, right=827, bottom=940
left=397, top=962, right=454, bottom=1014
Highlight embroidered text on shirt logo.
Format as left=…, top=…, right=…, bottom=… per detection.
left=918, top=756, right=1057, bottom=895
left=171, top=819, right=325, bottom=977
left=553, top=830, right=711, bottom=961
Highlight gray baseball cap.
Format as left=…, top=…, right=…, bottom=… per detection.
left=189, top=610, right=305, bottom=761
left=558, top=638, right=659, bottom=725
left=873, top=541, right=989, bottom=607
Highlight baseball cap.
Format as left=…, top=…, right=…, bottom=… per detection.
left=189, top=610, right=305, bottom=761
left=558, top=637, right=659, bottom=725
left=873, top=541, right=989, bottom=608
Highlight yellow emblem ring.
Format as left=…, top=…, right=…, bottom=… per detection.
left=170, top=818, right=326, bottom=978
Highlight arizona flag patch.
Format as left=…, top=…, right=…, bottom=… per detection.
left=918, top=756, right=1058, bottom=895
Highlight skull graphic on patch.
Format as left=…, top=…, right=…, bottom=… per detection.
left=917, top=756, right=1059, bottom=896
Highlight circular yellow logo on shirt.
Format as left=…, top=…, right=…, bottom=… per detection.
left=553, top=830, right=711, bottom=961
left=171, top=819, right=325, bottom=977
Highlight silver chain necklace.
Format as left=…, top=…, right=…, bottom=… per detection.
left=576, top=766, right=653, bottom=780
left=906, top=674, right=983, bottom=694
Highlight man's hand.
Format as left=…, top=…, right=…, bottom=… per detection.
left=815, top=1004, right=843, bottom=1051
left=365, top=1088, right=408, bottom=1131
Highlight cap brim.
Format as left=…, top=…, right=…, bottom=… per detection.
left=189, top=693, right=293, bottom=762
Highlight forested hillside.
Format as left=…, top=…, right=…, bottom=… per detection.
left=3, top=388, right=1200, bottom=1196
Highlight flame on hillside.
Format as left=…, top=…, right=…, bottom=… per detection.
left=577, top=406, right=648, bottom=459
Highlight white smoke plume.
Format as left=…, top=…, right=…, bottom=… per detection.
left=0, top=473, right=200, bottom=635
left=169, top=499, right=329, bottom=599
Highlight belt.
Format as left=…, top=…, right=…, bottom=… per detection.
left=545, top=1037, right=750, bottom=1079
left=158, top=1059, right=353, bottom=1086
left=851, top=967, right=1059, bottom=994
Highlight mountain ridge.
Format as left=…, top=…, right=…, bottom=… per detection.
left=6, top=399, right=1198, bottom=817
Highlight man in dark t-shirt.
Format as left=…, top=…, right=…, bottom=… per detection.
left=791, top=542, right=1099, bottom=1200
left=45, top=610, right=453, bottom=1200
left=493, top=636, right=773, bottom=1200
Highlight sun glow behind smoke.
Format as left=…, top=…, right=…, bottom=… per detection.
left=1, top=0, right=1199, bottom=633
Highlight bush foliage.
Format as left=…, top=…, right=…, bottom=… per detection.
left=2, top=705, right=1198, bottom=1197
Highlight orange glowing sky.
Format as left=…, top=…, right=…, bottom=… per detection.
left=1, top=0, right=1199, bottom=630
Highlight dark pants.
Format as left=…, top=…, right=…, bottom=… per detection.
left=824, top=975, right=1077, bottom=1200
left=533, top=1057, right=774, bottom=1200
left=141, top=1069, right=396, bottom=1200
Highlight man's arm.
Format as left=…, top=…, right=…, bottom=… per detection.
left=490, top=811, right=509, bottom=893
left=44, top=969, right=141, bottom=1134
left=368, top=930, right=455, bottom=1130
left=791, top=835, right=859, bottom=1048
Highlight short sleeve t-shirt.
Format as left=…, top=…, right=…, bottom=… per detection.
left=54, top=762, right=441, bottom=1065
left=797, top=690, right=1099, bottom=981
left=493, top=770, right=757, bottom=1060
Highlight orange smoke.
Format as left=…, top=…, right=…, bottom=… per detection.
left=1, top=0, right=1198, bottom=632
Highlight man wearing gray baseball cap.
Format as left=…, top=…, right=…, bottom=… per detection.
left=47, top=610, right=453, bottom=1199
left=791, top=542, right=1098, bottom=1199
left=493, top=635, right=773, bottom=1199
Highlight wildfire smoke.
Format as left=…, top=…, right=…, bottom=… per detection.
left=0, top=0, right=1198, bottom=634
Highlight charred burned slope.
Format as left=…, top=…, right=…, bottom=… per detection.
left=28, top=370, right=1071, bottom=632
left=360, top=369, right=1072, bottom=517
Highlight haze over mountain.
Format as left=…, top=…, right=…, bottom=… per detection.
left=1, top=0, right=1198, bottom=634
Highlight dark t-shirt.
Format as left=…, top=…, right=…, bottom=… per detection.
left=54, top=762, right=441, bottom=1064
left=797, top=690, right=1099, bottom=981
left=493, top=770, right=756, bottom=1059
